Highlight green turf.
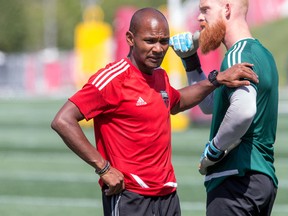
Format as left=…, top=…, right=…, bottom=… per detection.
left=0, top=98, right=287, bottom=216
left=251, top=17, right=288, bottom=86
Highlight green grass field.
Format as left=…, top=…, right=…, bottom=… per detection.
left=252, top=17, right=288, bottom=86
left=0, top=98, right=287, bottom=216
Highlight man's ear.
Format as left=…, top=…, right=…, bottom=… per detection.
left=225, top=3, right=231, bottom=19
left=126, top=31, right=134, bottom=46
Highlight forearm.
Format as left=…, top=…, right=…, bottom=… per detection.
left=172, top=63, right=258, bottom=115
left=172, top=79, right=216, bottom=114
left=57, top=121, right=105, bottom=168
left=213, top=85, right=257, bottom=150
left=186, top=69, right=214, bottom=114
left=51, top=102, right=107, bottom=170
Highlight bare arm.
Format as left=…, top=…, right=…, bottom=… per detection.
left=51, top=100, right=124, bottom=195
left=51, top=100, right=105, bottom=169
left=171, top=63, right=258, bottom=115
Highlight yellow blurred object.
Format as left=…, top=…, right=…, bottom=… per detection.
left=171, top=113, right=190, bottom=132
left=74, top=5, right=112, bottom=89
left=159, top=5, right=190, bottom=132
left=79, top=119, right=94, bottom=128
left=162, top=47, right=190, bottom=132
left=162, top=48, right=190, bottom=132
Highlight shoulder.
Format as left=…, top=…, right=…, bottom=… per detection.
left=88, top=58, right=131, bottom=91
left=223, top=39, right=260, bottom=67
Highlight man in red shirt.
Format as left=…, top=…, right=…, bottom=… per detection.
left=51, top=7, right=258, bottom=216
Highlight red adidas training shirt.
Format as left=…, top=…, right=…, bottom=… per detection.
left=69, top=58, right=180, bottom=196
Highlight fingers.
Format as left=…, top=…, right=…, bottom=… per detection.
left=184, top=33, right=193, bottom=51
left=169, top=31, right=200, bottom=58
left=240, top=62, right=254, bottom=68
left=220, top=63, right=259, bottom=88
left=105, top=180, right=125, bottom=196
left=192, top=30, right=200, bottom=40
left=101, top=167, right=125, bottom=196
left=232, top=62, right=259, bottom=86
left=198, top=157, right=216, bottom=175
left=237, top=63, right=259, bottom=84
left=105, top=175, right=125, bottom=196
left=225, top=79, right=251, bottom=88
left=170, top=32, right=192, bottom=52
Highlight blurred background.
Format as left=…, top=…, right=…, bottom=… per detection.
left=0, top=0, right=287, bottom=215
left=0, top=0, right=287, bottom=127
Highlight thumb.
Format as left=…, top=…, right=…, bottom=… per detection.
left=104, top=187, right=112, bottom=196
left=192, top=31, right=200, bottom=51
left=193, top=30, right=200, bottom=41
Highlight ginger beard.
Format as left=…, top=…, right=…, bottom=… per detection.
left=199, top=19, right=226, bottom=54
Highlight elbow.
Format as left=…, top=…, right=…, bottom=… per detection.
left=198, top=95, right=214, bottom=114
left=170, top=110, right=179, bottom=115
left=51, top=115, right=66, bottom=133
left=201, top=106, right=213, bottom=114
left=170, top=103, right=181, bottom=115
left=238, top=106, right=256, bottom=126
left=245, top=103, right=257, bottom=119
left=51, top=117, right=59, bottom=132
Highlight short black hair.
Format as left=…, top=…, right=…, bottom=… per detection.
left=129, top=7, right=168, bottom=34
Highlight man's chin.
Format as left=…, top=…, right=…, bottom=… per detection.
left=148, top=59, right=162, bottom=68
left=199, top=38, right=222, bottom=55
left=199, top=21, right=225, bottom=55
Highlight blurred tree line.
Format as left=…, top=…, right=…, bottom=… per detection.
left=0, top=0, right=166, bottom=53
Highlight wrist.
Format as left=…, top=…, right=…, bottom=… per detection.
left=181, top=53, right=201, bottom=72
left=208, top=70, right=222, bottom=87
left=95, top=161, right=111, bottom=176
left=206, top=140, right=224, bottom=161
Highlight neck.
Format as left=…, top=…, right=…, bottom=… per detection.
left=223, top=20, right=252, bottom=50
left=126, top=56, right=154, bottom=75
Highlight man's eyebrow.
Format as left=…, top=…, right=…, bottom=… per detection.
left=200, top=6, right=209, bottom=11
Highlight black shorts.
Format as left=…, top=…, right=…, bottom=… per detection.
left=102, top=188, right=181, bottom=216
left=206, top=172, right=277, bottom=216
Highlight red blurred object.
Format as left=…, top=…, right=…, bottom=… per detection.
left=44, top=61, right=61, bottom=90
left=113, top=6, right=137, bottom=61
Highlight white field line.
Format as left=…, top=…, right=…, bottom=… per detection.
left=0, top=153, right=82, bottom=164
left=1, top=154, right=287, bottom=167
left=0, top=171, right=98, bottom=183
left=0, top=195, right=288, bottom=213
left=0, top=195, right=102, bottom=208
left=1, top=155, right=287, bottom=187
left=279, top=101, right=288, bottom=114
left=279, top=87, right=288, bottom=114
left=1, top=171, right=288, bottom=189
left=0, top=171, right=204, bottom=185
left=182, top=202, right=288, bottom=213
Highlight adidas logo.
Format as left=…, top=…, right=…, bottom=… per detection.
left=136, top=97, right=147, bottom=106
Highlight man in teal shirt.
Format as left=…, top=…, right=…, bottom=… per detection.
left=170, top=0, right=278, bottom=215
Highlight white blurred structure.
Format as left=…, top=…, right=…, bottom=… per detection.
left=167, top=0, right=288, bottom=29
left=0, top=0, right=288, bottom=98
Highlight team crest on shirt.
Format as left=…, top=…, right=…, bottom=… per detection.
left=160, top=91, right=169, bottom=108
